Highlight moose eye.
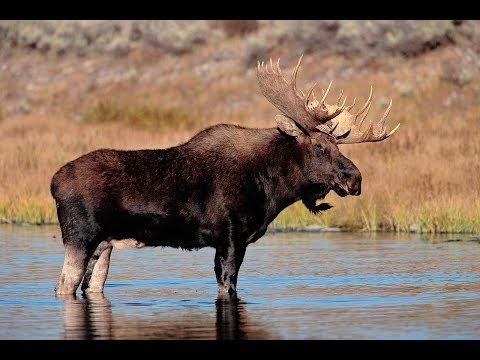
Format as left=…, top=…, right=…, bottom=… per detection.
left=315, top=144, right=332, bottom=161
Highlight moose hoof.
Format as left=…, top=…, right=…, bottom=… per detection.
left=218, top=285, right=237, bottom=297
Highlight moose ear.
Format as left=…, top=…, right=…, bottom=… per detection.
left=275, top=115, right=304, bottom=138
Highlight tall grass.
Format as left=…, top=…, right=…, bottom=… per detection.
left=0, top=45, right=479, bottom=233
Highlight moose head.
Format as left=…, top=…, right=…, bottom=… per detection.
left=256, top=55, right=400, bottom=213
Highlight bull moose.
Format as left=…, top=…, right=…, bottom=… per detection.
left=52, top=55, right=399, bottom=296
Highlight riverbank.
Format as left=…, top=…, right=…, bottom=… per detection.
left=1, top=195, right=479, bottom=234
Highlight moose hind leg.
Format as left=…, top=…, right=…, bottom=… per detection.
left=55, top=244, right=91, bottom=295
left=54, top=197, right=104, bottom=295
left=81, top=241, right=113, bottom=294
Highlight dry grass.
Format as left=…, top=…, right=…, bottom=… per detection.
left=0, top=113, right=194, bottom=224
left=1, top=45, right=479, bottom=234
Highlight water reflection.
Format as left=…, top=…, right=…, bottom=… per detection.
left=215, top=295, right=248, bottom=340
left=58, top=293, right=113, bottom=340
left=58, top=293, right=271, bottom=340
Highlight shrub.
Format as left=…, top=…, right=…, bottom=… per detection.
left=134, top=20, right=210, bottom=54
left=216, top=20, right=259, bottom=37
left=81, top=99, right=123, bottom=124
left=80, top=99, right=190, bottom=129
left=125, top=104, right=190, bottom=129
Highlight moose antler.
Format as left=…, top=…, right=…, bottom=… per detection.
left=257, top=55, right=400, bottom=143
left=256, top=55, right=345, bottom=131
left=317, top=86, right=400, bottom=144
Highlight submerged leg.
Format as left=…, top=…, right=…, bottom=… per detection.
left=214, top=242, right=247, bottom=296
left=81, top=241, right=113, bottom=294
left=54, top=199, right=103, bottom=295
left=55, top=244, right=91, bottom=295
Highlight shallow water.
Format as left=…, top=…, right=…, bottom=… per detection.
left=1, top=224, right=479, bottom=340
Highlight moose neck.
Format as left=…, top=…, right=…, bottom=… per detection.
left=183, top=124, right=311, bottom=223
left=254, top=129, right=309, bottom=222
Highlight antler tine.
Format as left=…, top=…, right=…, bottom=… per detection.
left=305, top=83, right=318, bottom=109
left=346, top=97, right=356, bottom=111
left=362, top=120, right=375, bottom=142
left=269, top=58, right=276, bottom=74
left=267, top=60, right=274, bottom=74
left=336, top=89, right=344, bottom=106
left=320, top=80, right=333, bottom=105
left=327, top=86, right=400, bottom=144
left=338, top=96, right=347, bottom=111
left=375, top=98, right=392, bottom=132
left=379, top=99, right=400, bottom=138
left=358, top=101, right=372, bottom=128
left=290, top=55, right=304, bottom=97
left=355, top=86, right=373, bottom=120
left=291, top=55, right=303, bottom=81
left=387, top=123, right=401, bottom=137
left=276, top=58, right=283, bottom=76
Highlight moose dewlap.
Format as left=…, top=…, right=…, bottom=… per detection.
left=52, top=55, right=399, bottom=296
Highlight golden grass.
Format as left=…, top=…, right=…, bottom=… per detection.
left=1, top=46, right=479, bottom=233
left=0, top=113, right=195, bottom=224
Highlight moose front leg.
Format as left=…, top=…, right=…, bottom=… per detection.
left=214, top=242, right=247, bottom=296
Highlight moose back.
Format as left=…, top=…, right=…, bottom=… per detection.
left=52, top=55, right=399, bottom=296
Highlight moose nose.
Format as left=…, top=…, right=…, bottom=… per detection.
left=346, top=178, right=361, bottom=196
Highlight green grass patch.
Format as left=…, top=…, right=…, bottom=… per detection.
left=269, top=201, right=332, bottom=231
left=2, top=194, right=480, bottom=235
left=268, top=200, right=480, bottom=234
left=80, top=99, right=190, bottom=129
left=0, top=199, right=58, bottom=225
left=383, top=201, right=480, bottom=234
left=388, top=206, right=413, bottom=233
left=359, top=201, right=378, bottom=232
left=81, top=99, right=123, bottom=123
left=413, top=203, right=480, bottom=234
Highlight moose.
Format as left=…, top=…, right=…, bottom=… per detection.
left=52, top=55, right=399, bottom=296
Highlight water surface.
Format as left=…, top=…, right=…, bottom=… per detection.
left=1, top=225, right=479, bottom=339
